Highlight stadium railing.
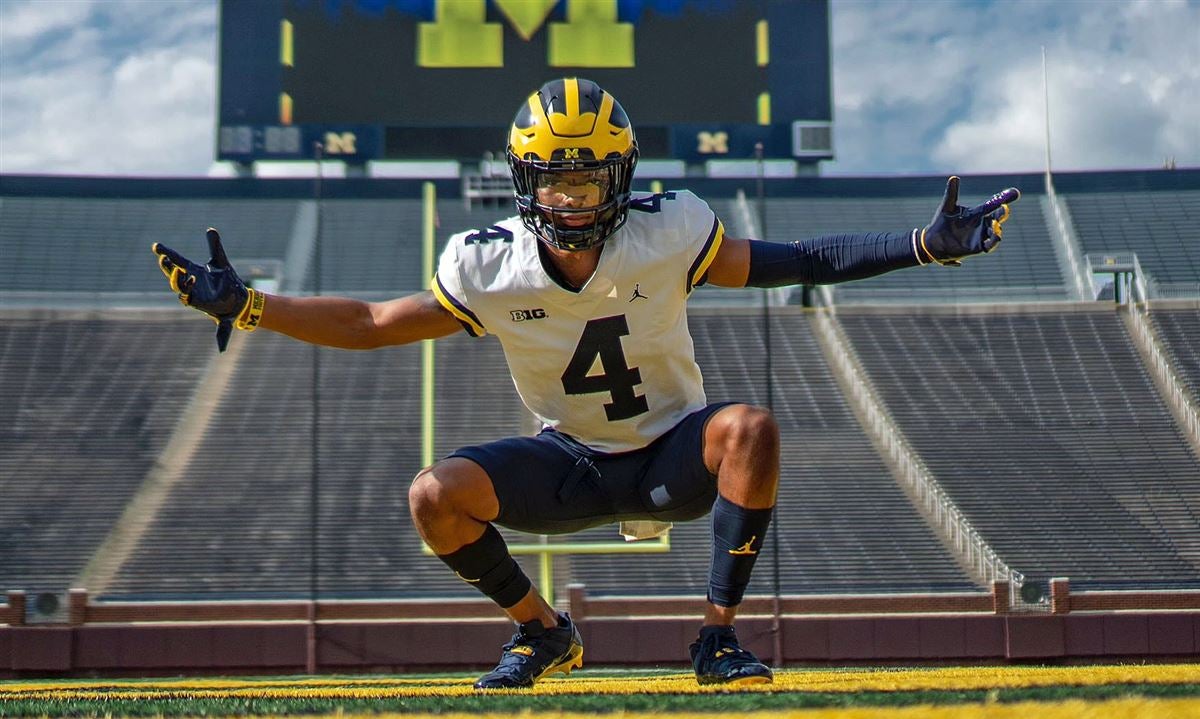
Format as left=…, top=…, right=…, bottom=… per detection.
left=1125, top=301, right=1200, bottom=456
left=1044, top=172, right=1091, bottom=301
left=8, top=582, right=1200, bottom=628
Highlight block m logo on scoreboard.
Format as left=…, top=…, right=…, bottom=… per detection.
left=418, top=0, right=633, bottom=68
left=322, top=132, right=357, bottom=155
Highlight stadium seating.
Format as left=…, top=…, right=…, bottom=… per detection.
left=3, top=171, right=1197, bottom=603
left=96, top=308, right=978, bottom=600
left=106, top=332, right=480, bottom=599
left=1064, top=189, right=1200, bottom=290
left=313, top=199, right=426, bottom=294
left=0, top=313, right=212, bottom=594
left=837, top=306, right=1200, bottom=590
left=105, top=327, right=547, bottom=600
left=0, top=196, right=298, bottom=297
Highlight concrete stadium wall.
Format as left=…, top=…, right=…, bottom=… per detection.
left=2, top=583, right=1198, bottom=675
left=2, top=613, right=1198, bottom=675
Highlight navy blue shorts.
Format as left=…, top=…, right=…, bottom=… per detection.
left=450, top=403, right=735, bottom=535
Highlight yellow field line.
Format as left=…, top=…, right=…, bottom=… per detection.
left=3, top=664, right=1198, bottom=697
left=239, top=700, right=1200, bottom=719
left=5, top=699, right=1194, bottom=719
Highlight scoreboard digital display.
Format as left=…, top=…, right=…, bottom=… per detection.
left=217, top=0, right=832, bottom=163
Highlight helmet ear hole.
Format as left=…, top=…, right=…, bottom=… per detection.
left=507, top=78, right=638, bottom=251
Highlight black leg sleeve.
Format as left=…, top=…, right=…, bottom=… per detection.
left=708, top=495, right=774, bottom=608
left=436, top=523, right=533, bottom=609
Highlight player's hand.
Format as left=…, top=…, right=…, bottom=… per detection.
left=917, top=176, right=1020, bottom=267
left=152, top=228, right=257, bottom=352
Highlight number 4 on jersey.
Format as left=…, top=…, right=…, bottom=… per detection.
left=561, top=315, right=649, bottom=421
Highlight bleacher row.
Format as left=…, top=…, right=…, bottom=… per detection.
left=1, top=169, right=1197, bottom=601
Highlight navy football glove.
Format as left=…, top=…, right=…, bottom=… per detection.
left=917, top=176, right=1020, bottom=267
left=152, top=228, right=261, bottom=352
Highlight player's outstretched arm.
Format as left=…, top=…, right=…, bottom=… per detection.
left=257, top=291, right=462, bottom=349
left=704, top=176, right=1019, bottom=289
left=152, top=229, right=461, bottom=351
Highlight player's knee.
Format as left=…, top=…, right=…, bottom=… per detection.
left=409, top=463, right=462, bottom=522
left=408, top=458, right=496, bottom=526
left=408, top=469, right=445, bottom=526
left=720, top=405, right=779, bottom=457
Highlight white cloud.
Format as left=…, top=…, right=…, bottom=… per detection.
left=0, top=0, right=95, bottom=46
left=934, top=52, right=1181, bottom=173
left=827, top=0, right=1200, bottom=175
left=932, top=0, right=1200, bottom=173
left=0, top=0, right=216, bottom=176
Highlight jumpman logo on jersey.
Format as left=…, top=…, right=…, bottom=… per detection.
left=728, top=535, right=758, bottom=556
left=628, top=283, right=648, bottom=302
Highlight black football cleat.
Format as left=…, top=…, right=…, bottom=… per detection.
left=474, top=612, right=584, bottom=690
left=689, top=624, right=774, bottom=686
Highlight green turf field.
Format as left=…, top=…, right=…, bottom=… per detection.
left=2, top=664, right=1198, bottom=717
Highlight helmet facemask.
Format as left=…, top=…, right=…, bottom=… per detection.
left=507, top=78, right=639, bottom=252
left=509, top=152, right=638, bottom=251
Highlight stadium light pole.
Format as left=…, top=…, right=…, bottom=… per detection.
left=307, top=140, right=324, bottom=675
left=1042, top=46, right=1052, bottom=177
left=755, top=142, right=785, bottom=669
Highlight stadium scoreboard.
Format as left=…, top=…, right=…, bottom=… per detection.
left=218, top=0, right=832, bottom=164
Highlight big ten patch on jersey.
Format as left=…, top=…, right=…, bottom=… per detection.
left=510, top=308, right=548, bottom=321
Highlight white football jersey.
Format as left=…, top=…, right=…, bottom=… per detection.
left=433, top=190, right=725, bottom=453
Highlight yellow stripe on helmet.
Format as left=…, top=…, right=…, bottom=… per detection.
left=510, top=77, right=635, bottom=161
left=564, top=77, right=579, bottom=120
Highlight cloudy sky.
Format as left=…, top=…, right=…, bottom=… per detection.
left=1, top=0, right=1196, bottom=177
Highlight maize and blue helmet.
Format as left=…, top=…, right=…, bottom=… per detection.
left=507, top=78, right=639, bottom=251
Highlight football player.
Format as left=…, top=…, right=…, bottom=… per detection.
left=153, top=78, right=1017, bottom=689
